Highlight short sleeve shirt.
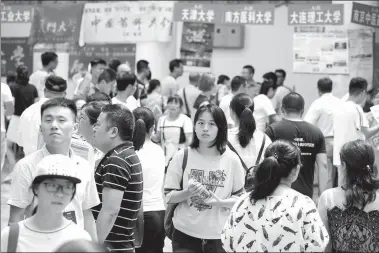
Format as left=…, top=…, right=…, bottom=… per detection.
left=92, top=142, right=143, bottom=251
left=253, top=94, right=276, bottom=132
left=1, top=83, right=13, bottom=132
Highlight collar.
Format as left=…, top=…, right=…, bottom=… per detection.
left=41, top=145, right=74, bottom=158
left=320, top=93, right=333, bottom=98
left=103, top=141, right=133, bottom=156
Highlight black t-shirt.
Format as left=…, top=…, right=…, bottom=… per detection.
left=265, top=119, right=326, bottom=198
left=10, top=83, right=38, bottom=116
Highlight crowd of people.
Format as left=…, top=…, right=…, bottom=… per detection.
left=0, top=52, right=378, bottom=253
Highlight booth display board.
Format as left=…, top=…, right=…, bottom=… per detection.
left=1, top=37, right=33, bottom=76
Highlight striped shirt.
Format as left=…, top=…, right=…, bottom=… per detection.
left=92, top=142, right=143, bottom=252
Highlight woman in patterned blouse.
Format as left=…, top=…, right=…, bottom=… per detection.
left=222, top=140, right=329, bottom=252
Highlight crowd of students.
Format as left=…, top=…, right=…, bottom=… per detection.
left=0, top=52, right=378, bottom=253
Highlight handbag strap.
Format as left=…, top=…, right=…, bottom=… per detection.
left=183, top=88, right=191, bottom=117
left=7, top=223, right=19, bottom=253
left=255, top=135, right=266, bottom=165
left=179, top=148, right=188, bottom=189
left=227, top=141, right=249, bottom=172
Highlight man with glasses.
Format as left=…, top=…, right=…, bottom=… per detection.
left=8, top=98, right=99, bottom=241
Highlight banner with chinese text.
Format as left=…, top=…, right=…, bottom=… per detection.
left=288, top=4, right=344, bottom=26
left=173, top=2, right=275, bottom=25
left=1, top=5, right=34, bottom=37
left=1, top=38, right=33, bottom=76
left=351, top=2, right=379, bottom=28
left=180, top=22, right=214, bottom=68
left=30, top=3, right=84, bottom=44
left=79, top=1, right=174, bottom=44
left=293, top=29, right=349, bottom=74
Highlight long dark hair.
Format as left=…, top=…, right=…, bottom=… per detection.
left=132, top=107, right=155, bottom=151
left=16, top=64, right=29, bottom=85
left=147, top=79, right=160, bottom=94
left=230, top=93, right=256, bottom=148
left=190, top=103, right=227, bottom=154
left=340, top=140, right=379, bottom=209
left=250, top=140, right=301, bottom=200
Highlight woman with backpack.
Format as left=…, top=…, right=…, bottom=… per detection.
left=164, top=103, right=245, bottom=253
left=227, top=93, right=272, bottom=191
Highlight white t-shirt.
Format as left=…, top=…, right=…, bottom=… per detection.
left=1, top=219, right=91, bottom=252
left=1, top=82, right=13, bottom=132
left=253, top=94, right=276, bottom=132
left=161, top=75, right=178, bottom=97
left=136, top=141, right=165, bottom=212
left=227, top=128, right=272, bottom=169
left=158, top=114, right=193, bottom=166
left=111, top=96, right=139, bottom=111
left=164, top=148, right=245, bottom=239
left=7, top=146, right=100, bottom=228
left=29, top=70, right=52, bottom=99
left=219, top=94, right=234, bottom=127
left=271, top=85, right=292, bottom=116
left=333, top=101, right=368, bottom=166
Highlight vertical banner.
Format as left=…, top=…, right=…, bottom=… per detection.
left=351, top=2, right=379, bottom=28
left=288, top=4, right=344, bottom=26
left=180, top=22, right=214, bottom=68
left=1, top=38, right=33, bottom=76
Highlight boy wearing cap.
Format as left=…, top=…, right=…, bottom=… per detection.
left=8, top=98, right=100, bottom=241
left=1, top=154, right=91, bottom=252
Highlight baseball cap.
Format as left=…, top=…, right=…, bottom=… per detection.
left=33, top=154, right=81, bottom=184
left=45, top=75, right=67, bottom=93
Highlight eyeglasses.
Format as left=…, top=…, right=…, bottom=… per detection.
left=43, top=182, right=75, bottom=195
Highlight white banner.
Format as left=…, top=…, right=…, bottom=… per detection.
left=79, top=1, right=174, bottom=45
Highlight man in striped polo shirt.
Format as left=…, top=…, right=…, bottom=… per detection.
left=92, top=103, right=143, bottom=252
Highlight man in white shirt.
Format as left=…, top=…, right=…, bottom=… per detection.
left=8, top=97, right=99, bottom=240
left=1, top=83, right=14, bottom=171
left=29, top=52, right=58, bottom=99
left=304, top=77, right=342, bottom=191
left=161, top=59, right=184, bottom=97
left=219, top=76, right=247, bottom=128
left=272, top=69, right=292, bottom=117
left=333, top=77, right=379, bottom=186
left=111, top=71, right=138, bottom=110
left=177, top=72, right=201, bottom=118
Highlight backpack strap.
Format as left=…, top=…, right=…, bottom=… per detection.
left=7, top=223, right=19, bottom=253
left=255, top=135, right=266, bottom=165
left=227, top=141, right=248, bottom=172
left=183, top=88, right=191, bottom=117
left=179, top=148, right=188, bottom=189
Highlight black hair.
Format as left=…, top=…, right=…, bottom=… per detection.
left=167, top=95, right=183, bottom=108
left=132, top=107, right=155, bottom=151
left=41, top=97, right=77, bottom=120
left=243, top=65, right=255, bottom=75
left=101, top=104, right=135, bottom=141
left=98, top=68, right=117, bottom=84
left=250, top=140, right=301, bottom=200
left=263, top=72, right=278, bottom=86
left=108, top=59, right=121, bottom=73
left=217, top=75, right=230, bottom=85
left=340, top=140, right=379, bottom=210
left=275, top=69, right=286, bottom=78
left=349, top=77, right=368, bottom=96
left=41, top=52, right=58, bottom=66
left=190, top=103, right=227, bottom=154
left=230, top=76, right=246, bottom=93
left=116, top=71, right=137, bottom=92
left=6, top=71, right=16, bottom=84
left=282, top=92, right=305, bottom=114
left=16, top=64, right=29, bottom=85
left=363, top=88, right=379, bottom=112
left=136, top=60, right=149, bottom=74
left=147, top=79, right=160, bottom=94
left=169, top=59, right=183, bottom=72
left=259, top=80, right=277, bottom=95
left=147, top=69, right=152, bottom=81
left=90, top=59, right=107, bottom=68
left=317, top=77, right=333, bottom=93
left=81, top=101, right=109, bottom=125
left=230, top=93, right=256, bottom=148
left=86, top=92, right=112, bottom=103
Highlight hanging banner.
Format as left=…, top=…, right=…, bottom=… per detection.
left=79, top=1, right=174, bottom=44
left=1, top=5, right=34, bottom=37
left=351, top=2, right=379, bottom=28
left=173, top=2, right=275, bottom=25
left=31, top=3, right=84, bottom=44
left=292, top=29, right=349, bottom=74
left=1, top=38, right=33, bottom=76
left=348, top=29, right=374, bottom=88
left=180, top=22, right=214, bottom=68
left=288, top=4, right=344, bottom=26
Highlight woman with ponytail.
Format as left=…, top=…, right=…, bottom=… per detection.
left=133, top=107, right=166, bottom=253
left=318, top=140, right=379, bottom=252
left=222, top=140, right=329, bottom=252
left=228, top=93, right=271, bottom=188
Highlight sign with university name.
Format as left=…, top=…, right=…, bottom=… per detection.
left=288, top=4, right=344, bottom=25
left=1, top=5, right=33, bottom=23
left=351, top=2, right=379, bottom=28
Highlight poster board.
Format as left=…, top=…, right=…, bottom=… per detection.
left=292, top=28, right=349, bottom=74
left=1, top=38, right=33, bottom=76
